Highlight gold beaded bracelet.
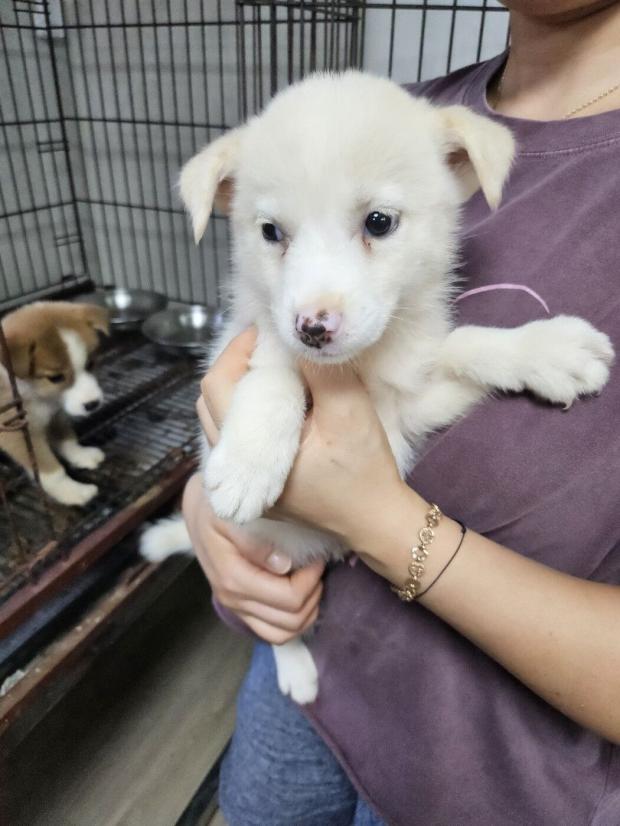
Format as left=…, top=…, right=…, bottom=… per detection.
left=391, top=503, right=442, bottom=602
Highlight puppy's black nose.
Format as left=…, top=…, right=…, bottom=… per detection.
left=298, top=321, right=327, bottom=348
left=295, top=310, right=343, bottom=349
left=84, top=399, right=100, bottom=412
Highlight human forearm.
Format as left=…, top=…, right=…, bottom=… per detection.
left=351, top=484, right=620, bottom=743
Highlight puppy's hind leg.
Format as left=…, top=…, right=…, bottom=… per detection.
left=272, top=636, right=319, bottom=705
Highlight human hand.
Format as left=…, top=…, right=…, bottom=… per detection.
left=196, top=328, right=410, bottom=552
left=195, top=327, right=256, bottom=447
left=182, top=472, right=324, bottom=644
left=276, top=362, right=408, bottom=547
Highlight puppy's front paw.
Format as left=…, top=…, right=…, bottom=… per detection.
left=521, top=316, right=614, bottom=407
left=64, top=444, right=105, bottom=470
left=205, top=439, right=288, bottom=524
left=41, top=471, right=98, bottom=507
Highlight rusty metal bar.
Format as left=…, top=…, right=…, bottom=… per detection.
left=0, top=481, right=27, bottom=559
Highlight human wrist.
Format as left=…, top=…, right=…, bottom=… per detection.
left=351, top=484, right=464, bottom=593
left=342, top=479, right=418, bottom=558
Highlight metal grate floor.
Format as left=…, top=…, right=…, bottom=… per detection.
left=0, top=335, right=201, bottom=607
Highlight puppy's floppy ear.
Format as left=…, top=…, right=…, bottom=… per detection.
left=0, top=326, right=35, bottom=379
left=78, top=304, right=110, bottom=336
left=179, top=127, right=243, bottom=244
left=439, top=106, right=515, bottom=209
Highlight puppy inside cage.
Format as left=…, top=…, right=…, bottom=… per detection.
left=4, top=1, right=620, bottom=825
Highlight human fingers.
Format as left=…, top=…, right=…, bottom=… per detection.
left=233, top=578, right=322, bottom=632
left=182, top=475, right=323, bottom=644
left=182, top=473, right=292, bottom=575
left=215, top=555, right=324, bottom=615
left=241, top=604, right=321, bottom=645
left=187, top=492, right=324, bottom=613
left=196, top=395, right=220, bottom=446
left=200, top=327, right=257, bottom=427
left=216, top=518, right=293, bottom=574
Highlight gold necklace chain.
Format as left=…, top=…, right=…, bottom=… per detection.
left=564, top=81, right=620, bottom=118
left=495, top=67, right=620, bottom=120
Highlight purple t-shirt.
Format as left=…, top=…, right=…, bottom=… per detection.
left=300, top=54, right=620, bottom=825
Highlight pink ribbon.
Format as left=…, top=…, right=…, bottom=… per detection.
left=455, top=283, right=550, bottom=315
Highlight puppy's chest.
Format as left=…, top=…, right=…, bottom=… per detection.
left=363, top=367, right=431, bottom=473
left=362, top=362, right=429, bottom=429
left=25, top=397, right=58, bottom=430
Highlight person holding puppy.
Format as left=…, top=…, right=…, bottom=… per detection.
left=183, top=1, right=620, bottom=824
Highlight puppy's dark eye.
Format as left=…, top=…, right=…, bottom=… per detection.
left=262, top=222, right=284, bottom=243
left=47, top=373, right=65, bottom=384
left=364, top=211, right=396, bottom=238
left=86, top=358, right=95, bottom=371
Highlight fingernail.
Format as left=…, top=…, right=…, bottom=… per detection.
left=266, top=551, right=292, bottom=574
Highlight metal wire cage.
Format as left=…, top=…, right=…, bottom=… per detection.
left=0, top=0, right=508, bottom=649
left=236, top=1, right=509, bottom=118
left=1, top=0, right=509, bottom=310
left=1, top=0, right=241, bottom=310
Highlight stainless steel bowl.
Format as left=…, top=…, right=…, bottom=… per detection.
left=141, top=304, right=225, bottom=356
left=74, top=288, right=168, bottom=330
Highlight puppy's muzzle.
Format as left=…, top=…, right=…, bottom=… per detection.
left=295, top=310, right=342, bottom=349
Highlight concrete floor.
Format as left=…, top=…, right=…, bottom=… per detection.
left=6, top=564, right=251, bottom=826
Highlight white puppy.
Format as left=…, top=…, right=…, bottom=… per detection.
left=141, top=72, right=614, bottom=703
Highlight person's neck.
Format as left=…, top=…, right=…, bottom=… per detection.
left=492, top=3, right=620, bottom=121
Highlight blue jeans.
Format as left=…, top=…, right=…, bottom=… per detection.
left=220, top=642, right=385, bottom=826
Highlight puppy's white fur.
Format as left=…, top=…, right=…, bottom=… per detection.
left=141, top=72, right=614, bottom=703
left=59, top=329, right=104, bottom=419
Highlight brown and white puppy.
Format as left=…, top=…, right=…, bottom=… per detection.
left=0, top=301, right=109, bottom=506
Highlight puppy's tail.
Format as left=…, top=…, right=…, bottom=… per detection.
left=140, top=516, right=192, bottom=563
